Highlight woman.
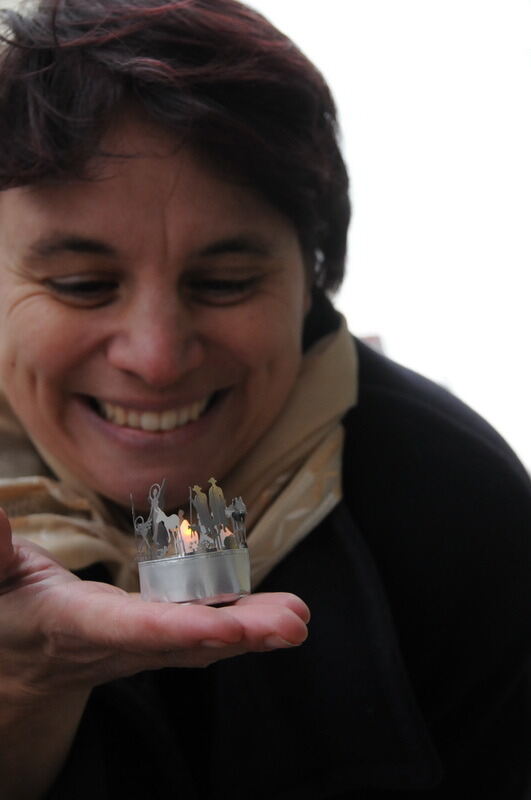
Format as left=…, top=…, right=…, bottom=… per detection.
left=0, top=1, right=530, bottom=798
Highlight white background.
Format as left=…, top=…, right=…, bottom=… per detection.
left=2, top=0, right=530, bottom=468
left=248, top=0, right=531, bottom=470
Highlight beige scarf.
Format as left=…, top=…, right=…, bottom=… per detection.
left=0, top=317, right=357, bottom=591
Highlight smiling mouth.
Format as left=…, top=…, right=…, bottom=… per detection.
left=91, top=396, right=211, bottom=432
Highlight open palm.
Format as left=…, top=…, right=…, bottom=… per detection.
left=0, top=508, right=309, bottom=701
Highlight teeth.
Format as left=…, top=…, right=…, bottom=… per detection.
left=140, top=412, right=159, bottom=432
left=160, top=410, right=178, bottom=431
left=99, top=398, right=209, bottom=432
left=129, top=410, right=140, bottom=427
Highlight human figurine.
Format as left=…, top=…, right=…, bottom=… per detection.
left=208, top=477, right=228, bottom=534
left=191, top=484, right=216, bottom=541
left=134, top=515, right=152, bottom=559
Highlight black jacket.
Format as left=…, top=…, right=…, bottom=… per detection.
left=49, top=333, right=531, bottom=799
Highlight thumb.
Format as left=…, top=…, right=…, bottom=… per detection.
left=0, top=507, right=16, bottom=581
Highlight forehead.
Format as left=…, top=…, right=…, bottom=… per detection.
left=0, top=116, right=296, bottom=258
left=15, top=117, right=248, bottom=219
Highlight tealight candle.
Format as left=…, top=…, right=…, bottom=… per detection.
left=133, top=478, right=250, bottom=605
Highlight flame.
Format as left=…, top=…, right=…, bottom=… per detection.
left=180, top=518, right=198, bottom=553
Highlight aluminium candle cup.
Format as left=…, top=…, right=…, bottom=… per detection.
left=133, top=480, right=251, bottom=605
left=138, top=548, right=251, bottom=604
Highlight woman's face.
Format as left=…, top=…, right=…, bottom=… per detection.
left=0, top=118, right=309, bottom=508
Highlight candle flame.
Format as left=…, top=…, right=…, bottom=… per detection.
left=180, top=518, right=198, bottom=553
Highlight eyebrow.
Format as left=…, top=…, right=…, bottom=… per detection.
left=28, top=233, right=273, bottom=261
left=29, top=235, right=117, bottom=259
left=199, top=235, right=273, bottom=258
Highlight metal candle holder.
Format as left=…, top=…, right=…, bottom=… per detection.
left=132, top=479, right=250, bottom=605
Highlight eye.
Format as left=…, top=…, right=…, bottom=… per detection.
left=184, top=275, right=262, bottom=306
left=44, top=276, right=119, bottom=306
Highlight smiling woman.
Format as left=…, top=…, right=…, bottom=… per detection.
left=0, top=2, right=530, bottom=800
left=0, top=115, right=309, bottom=509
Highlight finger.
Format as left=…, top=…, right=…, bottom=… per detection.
left=126, top=590, right=311, bottom=624
left=112, top=595, right=309, bottom=652
left=56, top=585, right=246, bottom=655
left=0, top=507, right=16, bottom=581
left=234, top=592, right=310, bottom=623
left=48, top=585, right=307, bottom=663
left=221, top=602, right=309, bottom=650
left=113, top=602, right=309, bottom=673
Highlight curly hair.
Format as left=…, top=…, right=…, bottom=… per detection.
left=0, top=0, right=350, bottom=289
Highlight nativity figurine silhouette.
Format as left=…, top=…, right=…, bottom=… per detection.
left=132, top=479, right=247, bottom=562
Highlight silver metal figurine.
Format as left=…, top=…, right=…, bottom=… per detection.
left=132, top=479, right=250, bottom=605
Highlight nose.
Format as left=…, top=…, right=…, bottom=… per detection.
left=106, top=292, right=206, bottom=389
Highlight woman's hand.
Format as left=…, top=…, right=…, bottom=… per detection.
left=0, top=507, right=309, bottom=798
left=0, top=507, right=308, bottom=694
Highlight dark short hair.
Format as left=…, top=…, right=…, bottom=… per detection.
left=0, top=0, right=350, bottom=290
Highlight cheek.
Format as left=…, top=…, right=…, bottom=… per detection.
left=0, top=297, right=80, bottom=388
left=222, top=307, right=302, bottom=370
left=229, top=276, right=307, bottom=363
